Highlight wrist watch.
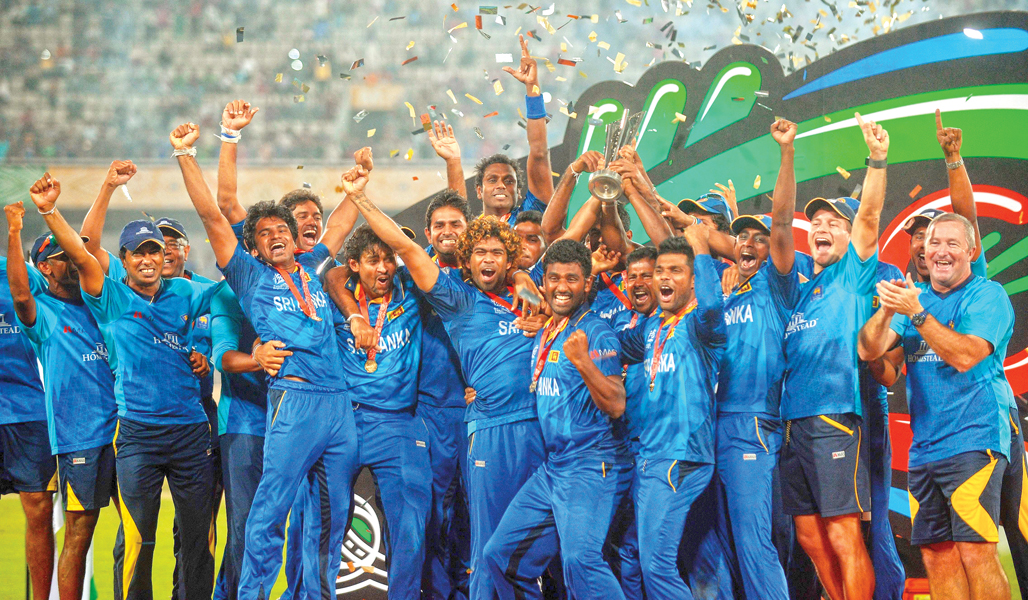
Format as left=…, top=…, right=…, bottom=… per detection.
left=911, top=309, right=929, bottom=327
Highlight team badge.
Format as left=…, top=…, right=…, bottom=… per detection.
left=387, top=306, right=405, bottom=321
left=812, top=286, right=823, bottom=300
left=548, top=350, right=560, bottom=362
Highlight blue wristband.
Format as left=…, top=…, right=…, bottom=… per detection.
left=525, top=94, right=546, bottom=120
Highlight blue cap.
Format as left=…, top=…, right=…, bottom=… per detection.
left=31, top=233, right=88, bottom=264
left=678, top=193, right=732, bottom=222
left=902, top=208, right=946, bottom=233
left=731, top=214, right=772, bottom=236
left=804, top=197, right=859, bottom=223
left=119, top=220, right=166, bottom=252
left=154, top=217, right=188, bottom=241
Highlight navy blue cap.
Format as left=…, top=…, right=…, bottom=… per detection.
left=119, top=220, right=166, bottom=252
left=154, top=217, right=188, bottom=241
left=31, top=233, right=88, bottom=264
left=678, top=193, right=732, bottom=222
left=902, top=208, right=946, bottom=233
left=804, top=197, right=858, bottom=223
left=731, top=214, right=772, bottom=236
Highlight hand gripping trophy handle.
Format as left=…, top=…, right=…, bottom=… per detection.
left=588, top=109, right=643, bottom=202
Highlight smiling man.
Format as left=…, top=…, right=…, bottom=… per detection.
left=859, top=213, right=1014, bottom=600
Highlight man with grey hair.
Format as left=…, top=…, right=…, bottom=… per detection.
left=858, top=211, right=1014, bottom=600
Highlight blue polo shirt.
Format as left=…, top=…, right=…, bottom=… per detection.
left=184, top=270, right=216, bottom=399
left=219, top=244, right=346, bottom=391
left=210, top=281, right=267, bottom=437
left=858, top=261, right=905, bottom=413
left=781, top=244, right=876, bottom=420
left=20, top=289, right=116, bottom=454
left=0, top=258, right=47, bottom=425
left=416, top=250, right=466, bottom=408
left=425, top=268, right=537, bottom=430
left=891, top=274, right=1014, bottom=466
left=618, top=255, right=727, bottom=463
left=83, top=275, right=216, bottom=425
left=532, top=307, right=627, bottom=462
left=611, top=309, right=649, bottom=443
left=717, top=259, right=800, bottom=417
left=336, top=270, right=422, bottom=411
left=504, top=190, right=546, bottom=227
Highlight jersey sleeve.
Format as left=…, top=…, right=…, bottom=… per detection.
left=587, top=321, right=623, bottom=377
left=765, top=257, right=801, bottom=309
left=889, top=311, right=910, bottom=337
left=424, top=267, right=475, bottom=322
left=529, top=260, right=544, bottom=287
left=693, top=255, right=727, bottom=347
left=106, top=250, right=127, bottom=282
left=843, top=242, right=878, bottom=295
left=82, top=276, right=133, bottom=324
left=971, top=253, right=988, bottom=279
left=26, top=263, right=48, bottom=294
left=230, top=220, right=245, bottom=245
left=956, top=281, right=1013, bottom=350
left=19, top=294, right=58, bottom=345
left=617, top=319, right=648, bottom=365
left=211, top=283, right=245, bottom=372
left=521, top=189, right=547, bottom=213
left=219, top=244, right=263, bottom=310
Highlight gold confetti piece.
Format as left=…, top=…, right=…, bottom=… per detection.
left=389, top=150, right=400, bottom=158
left=367, top=129, right=376, bottom=137
left=537, top=16, right=556, bottom=35
left=588, top=31, right=597, bottom=42
left=909, top=184, right=922, bottom=198
left=559, top=106, right=577, bottom=118
left=301, top=83, right=310, bottom=93
left=590, top=14, right=598, bottom=23
left=824, top=116, right=832, bottom=122
left=531, top=84, right=539, bottom=95
left=753, top=175, right=761, bottom=189
left=362, top=566, right=376, bottom=574
left=406, top=148, right=414, bottom=160
left=579, top=71, right=588, bottom=78
left=560, top=43, right=567, bottom=52
left=406, top=41, right=415, bottom=50
left=493, top=80, right=504, bottom=95
left=297, top=165, right=304, bottom=169
left=836, top=166, right=851, bottom=179
left=405, top=101, right=416, bottom=125
left=552, top=171, right=560, bottom=177
left=367, top=16, right=378, bottom=27
left=613, top=52, right=626, bottom=73
left=446, top=89, right=457, bottom=104
left=626, top=0, right=641, bottom=5
left=598, top=41, right=610, bottom=50
left=451, top=2, right=458, bottom=9
left=275, top=73, right=283, bottom=82
left=448, top=22, right=468, bottom=32
left=335, top=186, right=343, bottom=193
left=672, top=112, right=687, bottom=123
left=542, top=59, right=555, bottom=73
left=555, top=76, right=567, bottom=82
left=517, top=107, right=525, bottom=120
left=465, top=93, right=483, bottom=104
left=294, top=95, right=305, bottom=103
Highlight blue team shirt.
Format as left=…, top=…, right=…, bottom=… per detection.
left=83, top=275, right=216, bottom=425
left=20, top=290, right=116, bottom=454
left=504, top=190, right=547, bottom=227
left=220, top=244, right=346, bottom=391
left=184, top=271, right=216, bottom=399
left=781, top=244, right=877, bottom=420
left=210, top=281, right=268, bottom=437
left=592, top=272, right=631, bottom=322
left=611, top=309, right=649, bottom=443
left=618, top=255, right=727, bottom=463
left=858, top=261, right=905, bottom=413
left=717, top=259, right=800, bottom=416
left=336, top=270, right=422, bottom=411
left=416, top=250, right=466, bottom=408
left=532, top=307, right=627, bottom=462
left=425, top=269, right=537, bottom=429
left=0, top=258, right=47, bottom=425
left=891, top=274, right=1014, bottom=466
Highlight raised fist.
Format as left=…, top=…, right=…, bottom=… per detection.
left=169, top=123, right=200, bottom=150
left=4, top=201, right=25, bottom=233
left=105, top=160, right=137, bottom=189
left=29, top=173, right=61, bottom=213
left=354, top=147, right=374, bottom=173
left=770, top=118, right=797, bottom=147
left=341, top=165, right=369, bottom=196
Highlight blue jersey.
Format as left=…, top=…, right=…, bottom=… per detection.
left=858, top=261, right=905, bottom=412
left=20, top=289, right=116, bottom=454
left=617, top=255, right=726, bottom=463
left=425, top=269, right=536, bottom=429
left=185, top=270, right=216, bottom=399
left=717, top=259, right=800, bottom=416
left=611, top=309, right=649, bottom=442
left=781, top=244, right=876, bottom=420
left=504, top=190, right=547, bottom=227
left=336, top=270, right=422, bottom=411
left=890, top=274, right=1014, bottom=466
left=220, top=244, right=347, bottom=391
left=532, top=307, right=626, bottom=462
left=0, top=258, right=47, bottom=425
left=416, top=250, right=466, bottom=408
left=210, top=281, right=267, bottom=437
left=83, top=275, right=216, bottom=425
left=592, top=272, right=631, bottom=323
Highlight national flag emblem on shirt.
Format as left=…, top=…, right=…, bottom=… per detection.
left=387, top=305, right=405, bottom=321
left=736, top=282, right=752, bottom=295
left=872, top=295, right=880, bottom=309
left=548, top=350, right=560, bottom=362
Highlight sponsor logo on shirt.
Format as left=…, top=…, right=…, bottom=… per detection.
left=82, top=342, right=109, bottom=363
left=736, top=282, right=753, bottom=295
left=415, top=440, right=427, bottom=448
left=72, top=457, right=86, bottom=465
left=907, top=340, right=943, bottom=363
left=0, top=312, right=20, bottom=334
left=153, top=332, right=188, bottom=352
left=589, top=348, right=617, bottom=360
left=724, top=304, right=754, bottom=326
left=195, top=315, right=210, bottom=329
left=743, top=453, right=757, bottom=461
left=784, top=312, right=817, bottom=339
left=536, top=377, right=561, bottom=396
left=832, top=451, right=845, bottom=459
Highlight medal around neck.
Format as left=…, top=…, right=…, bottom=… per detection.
left=365, top=358, right=378, bottom=373
left=588, top=109, right=642, bottom=202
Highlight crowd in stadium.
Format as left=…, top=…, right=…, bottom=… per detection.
left=1, top=29, right=1022, bottom=600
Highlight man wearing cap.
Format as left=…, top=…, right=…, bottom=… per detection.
left=779, top=114, right=889, bottom=600
left=0, top=209, right=55, bottom=600
left=5, top=201, right=117, bottom=599
left=713, top=118, right=802, bottom=600
left=858, top=212, right=1014, bottom=599
left=27, top=172, right=218, bottom=600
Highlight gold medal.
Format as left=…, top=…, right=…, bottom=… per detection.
left=529, top=381, right=537, bottom=393
left=365, top=359, right=378, bottom=373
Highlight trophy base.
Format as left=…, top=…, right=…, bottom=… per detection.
left=588, top=169, right=623, bottom=202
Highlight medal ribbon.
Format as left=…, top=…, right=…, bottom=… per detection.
left=356, top=282, right=391, bottom=364
left=483, top=287, right=523, bottom=318
left=601, top=271, right=632, bottom=309
left=273, top=263, right=322, bottom=321
left=649, top=300, right=696, bottom=391
left=530, top=316, right=571, bottom=392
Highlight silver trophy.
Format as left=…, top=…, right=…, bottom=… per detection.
left=588, top=109, right=643, bottom=202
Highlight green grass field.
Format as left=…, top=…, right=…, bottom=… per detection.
left=0, top=490, right=1022, bottom=599
left=0, top=489, right=288, bottom=600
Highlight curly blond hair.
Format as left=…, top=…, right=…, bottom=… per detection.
left=456, top=215, right=522, bottom=276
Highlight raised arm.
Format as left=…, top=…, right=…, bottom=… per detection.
left=540, top=151, right=602, bottom=242
left=682, top=224, right=726, bottom=344
left=170, top=123, right=238, bottom=268
left=217, top=100, right=259, bottom=225
left=851, top=112, right=889, bottom=260
left=769, top=119, right=797, bottom=274
left=710, top=181, right=738, bottom=220
left=598, top=201, right=631, bottom=258
left=935, top=109, right=981, bottom=259
left=428, top=120, right=466, bottom=199
left=610, top=146, right=673, bottom=247
left=340, top=165, right=441, bottom=293
left=504, top=34, right=553, bottom=202
left=318, top=149, right=366, bottom=256
left=563, top=330, right=626, bottom=418
left=81, top=160, right=137, bottom=272
left=4, top=202, right=36, bottom=325
left=28, top=175, right=105, bottom=297
left=622, top=181, right=672, bottom=247
left=559, top=196, right=601, bottom=243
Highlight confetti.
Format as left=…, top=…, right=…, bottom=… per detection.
left=389, top=150, right=400, bottom=158
left=598, top=41, right=610, bottom=50
left=613, top=52, right=626, bottom=73
left=448, top=22, right=468, bottom=32
left=588, top=31, right=597, bottom=42
left=557, top=57, right=578, bottom=67
left=367, top=16, right=378, bottom=27
left=495, top=15, right=506, bottom=25
left=288, top=48, right=300, bottom=60
left=493, top=79, right=504, bottom=95
left=236, top=27, right=244, bottom=42
left=275, top=73, right=283, bottom=82
left=626, top=0, right=642, bottom=5
left=909, top=184, right=922, bottom=198
left=753, top=175, right=761, bottom=188
left=447, top=89, right=457, bottom=104
left=294, top=95, right=305, bottom=103
left=353, top=110, right=369, bottom=123
left=451, top=2, right=459, bottom=9
left=465, top=93, right=483, bottom=104
left=754, top=90, right=769, bottom=97
left=297, top=165, right=304, bottom=169
left=451, top=108, right=464, bottom=117
left=555, top=76, right=566, bottom=82
left=480, top=6, right=498, bottom=14
left=302, top=182, right=312, bottom=189
left=824, top=116, right=832, bottom=122
left=291, top=60, right=303, bottom=70
left=420, top=113, right=432, bottom=130
left=476, top=15, right=483, bottom=28
left=406, top=148, right=414, bottom=160
left=559, top=106, right=577, bottom=118
left=537, top=16, right=556, bottom=34
left=474, top=127, right=484, bottom=139
left=484, top=111, right=499, bottom=118
left=496, top=53, right=513, bottom=62
left=367, top=129, right=376, bottom=137
left=413, top=176, right=419, bottom=181
left=672, top=112, right=687, bottom=123
left=402, top=56, right=418, bottom=65
left=339, top=73, right=352, bottom=80
left=406, top=41, right=415, bottom=50
left=316, top=55, right=328, bottom=66
left=502, top=144, right=511, bottom=151
left=404, top=102, right=416, bottom=125
left=350, top=58, right=364, bottom=70
left=836, top=166, right=851, bottom=179
left=389, top=16, right=406, bottom=20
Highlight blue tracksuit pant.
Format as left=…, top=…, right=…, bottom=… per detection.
left=483, top=456, right=633, bottom=600
left=635, top=459, right=713, bottom=600
left=214, top=432, right=264, bottom=600
left=419, top=402, right=471, bottom=600
left=238, top=380, right=359, bottom=600
left=715, top=413, right=788, bottom=600
left=467, top=418, right=546, bottom=600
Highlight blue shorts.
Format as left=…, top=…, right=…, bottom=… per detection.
left=780, top=413, right=869, bottom=517
left=909, top=450, right=1007, bottom=545
left=58, top=443, right=116, bottom=511
left=0, top=421, right=57, bottom=494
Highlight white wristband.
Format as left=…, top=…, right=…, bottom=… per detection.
left=37, top=205, right=57, bottom=216
left=217, top=124, right=241, bottom=144
left=172, top=146, right=197, bottom=157
left=347, top=314, right=367, bottom=324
